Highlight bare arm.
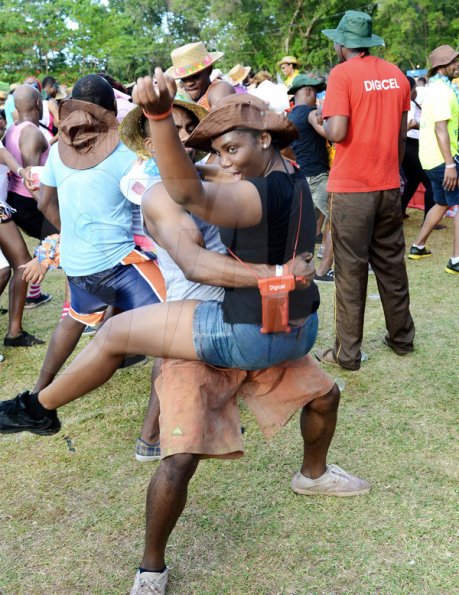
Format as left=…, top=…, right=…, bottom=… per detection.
left=435, top=119, right=457, bottom=191
left=323, top=115, right=349, bottom=143
left=37, top=183, right=60, bottom=230
left=133, top=70, right=263, bottom=229
left=47, top=98, right=59, bottom=125
left=19, top=125, right=48, bottom=167
left=398, top=112, right=408, bottom=166
left=142, top=184, right=314, bottom=288
left=0, top=146, right=23, bottom=173
left=307, top=110, right=328, bottom=139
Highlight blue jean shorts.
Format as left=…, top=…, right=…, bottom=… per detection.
left=192, top=300, right=319, bottom=371
left=425, top=156, right=459, bottom=207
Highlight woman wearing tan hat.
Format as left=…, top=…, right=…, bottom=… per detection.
left=277, top=56, right=300, bottom=88
left=4, top=68, right=321, bottom=436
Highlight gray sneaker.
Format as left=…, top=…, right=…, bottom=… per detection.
left=130, top=568, right=168, bottom=595
left=291, top=464, right=371, bottom=497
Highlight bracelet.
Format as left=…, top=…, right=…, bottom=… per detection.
left=143, top=106, right=173, bottom=121
left=445, top=163, right=456, bottom=169
left=16, top=167, right=24, bottom=177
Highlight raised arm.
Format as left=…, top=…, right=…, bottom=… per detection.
left=133, top=69, right=263, bottom=229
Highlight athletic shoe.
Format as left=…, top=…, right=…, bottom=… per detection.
left=0, top=354, right=4, bottom=362
left=135, top=438, right=161, bottom=462
left=0, top=307, right=7, bottom=315
left=291, top=464, right=371, bottom=497
left=408, top=246, right=432, bottom=260
left=82, top=325, right=97, bottom=337
left=118, top=354, right=148, bottom=370
left=130, top=568, right=168, bottom=595
left=4, top=331, right=45, bottom=347
left=445, top=259, right=459, bottom=275
left=314, top=269, right=334, bottom=283
left=24, top=293, right=53, bottom=309
left=0, top=390, right=61, bottom=435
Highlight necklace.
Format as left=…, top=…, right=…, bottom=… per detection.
left=429, top=74, right=459, bottom=104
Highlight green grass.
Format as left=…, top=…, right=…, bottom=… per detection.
left=0, top=210, right=458, bottom=594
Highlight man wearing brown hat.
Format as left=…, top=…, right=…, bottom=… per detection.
left=316, top=10, right=415, bottom=371
left=22, top=74, right=165, bottom=394
left=166, top=41, right=235, bottom=110
left=408, top=45, right=459, bottom=275
left=278, top=56, right=300, bottom=88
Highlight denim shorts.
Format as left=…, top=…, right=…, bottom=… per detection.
left=192, top=300, right=319, bottom=371
left=425, top=156, right=459, bottom=207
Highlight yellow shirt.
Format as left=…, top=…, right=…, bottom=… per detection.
left=285, top=69, right=300, bottom=90
left=419, top=79, right=459, bottom=170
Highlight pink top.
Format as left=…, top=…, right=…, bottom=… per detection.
left=4, top=121, right=49, bottom=197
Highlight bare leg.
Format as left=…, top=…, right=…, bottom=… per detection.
left=139, top=359, right=162, bottom=444
left=315, top=210, right=325, bottom=238
left=413, top=204, right=448, bottom=246
left=300, top=383, right=340, bottom=479
left=0, top=265, right=11, bottom=297
left=33, top=315, right=86, bottom=392
left=37, top=301, right=199, bottom=410
left=315, top=227, right=334, bottom=276
left=453, top=213, right=459, bottom=258
left=141, top=454, right=200, bottom=570
left=0, top=221, right=32, bottom=337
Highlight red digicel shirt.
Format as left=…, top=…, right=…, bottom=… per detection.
left=322, top=55, right=410, bottom=193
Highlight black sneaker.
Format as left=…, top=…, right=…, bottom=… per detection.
left=445, top=259, right=459, bottom=275
left=4, top=331, right=45, bottom=347
left=408, top=246, right=432, bottom=260
left=24, top=293, right=53, bottom=310
left=0, top=391, right=61, bottom=435
left=118, top=354, right=148, bottom=370
left=314, top=269, right=335, bottom=283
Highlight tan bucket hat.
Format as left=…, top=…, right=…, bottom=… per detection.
left=185, top=94, right=299, bottom=153
left=277, top=56, right=299, bottom=67
left=165, top=42, right=223, bottom=80
left=427, top=45, right=459, bottom=77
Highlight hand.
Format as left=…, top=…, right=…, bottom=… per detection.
left=315, top=107, right=324, bottom=126
left=19, top=257, right=48, bottom=284
left=443, top=165, right=458, bottom=191
left=132, top=68, right=177, bottom=118
left=287, top=251, right=315, bottom=289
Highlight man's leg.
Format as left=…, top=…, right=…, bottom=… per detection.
left=293, top=383, right=370, bottom=496
left=136, top=359, right=162, bottom=462
left=412, top=203, right=449, bottom=246
left=141, top=454, right=200, bottom=571
left=32, top=315, right=85, bottom=392
left=299, top=383, right=339, bottom=479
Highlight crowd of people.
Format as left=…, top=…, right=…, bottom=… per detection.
left=0, top=9, right=457, bottom=594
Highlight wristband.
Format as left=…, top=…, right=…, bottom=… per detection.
left=143, top=106, right=173, bottom=121
left=275, top=264, right=284, bottom=277
left=445, top=163, right=456, bottom=169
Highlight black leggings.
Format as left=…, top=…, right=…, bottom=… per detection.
left=401, top=137, right=434, bottom=217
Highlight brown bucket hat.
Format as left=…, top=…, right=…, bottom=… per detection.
left=58, top=99, right=119, bottom=170
left=427, top=45, right=459, bottom=77
left=185, top=94, right=299, bottom=153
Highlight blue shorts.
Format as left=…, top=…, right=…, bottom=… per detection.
left=425, top=156, right=459, bottom=207
left=192, top=300, right=319, bottom=371
left=68, top=255, right=165, bottom=327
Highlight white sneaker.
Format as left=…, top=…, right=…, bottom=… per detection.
left=130, top=568, right=169, bottom=594
left=291, top=464, right=371, bottom=497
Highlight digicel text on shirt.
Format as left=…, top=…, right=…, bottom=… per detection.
left=363, top=78, right=400, bottom=92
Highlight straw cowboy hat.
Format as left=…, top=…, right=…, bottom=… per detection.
left=186, top=94, right=298, bottom=153
left=226, top=64, right=251, bottom=86
left=119, top=90, right=208, bottom=159
left=427, top=45, right=459, bottom=77
left=165, top=42, right=224, bottom=79
left=322, top=10, right=385, bottom=48
left=277, top=56, right=299, bottom=67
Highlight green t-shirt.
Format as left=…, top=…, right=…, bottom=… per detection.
left=419, top=79, right=459, bottom=170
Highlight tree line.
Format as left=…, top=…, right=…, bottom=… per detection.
left=0, top=0, right=457, bottom=84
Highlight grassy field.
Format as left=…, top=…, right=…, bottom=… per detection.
left=0, top=210, right=458, bottom=594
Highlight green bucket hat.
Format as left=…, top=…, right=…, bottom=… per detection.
left=288, top=74, right=326, bottom=94
left=322, top=10, right=385, bottom=49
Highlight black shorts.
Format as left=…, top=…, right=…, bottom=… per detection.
left=7, top=191, right=58, bottom=240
